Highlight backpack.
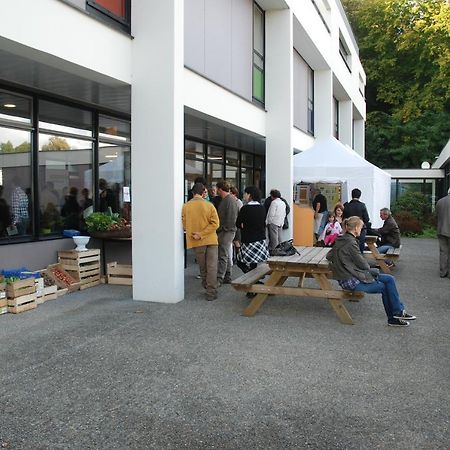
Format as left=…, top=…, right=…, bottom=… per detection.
left=270, top=239, right=300, bottom=257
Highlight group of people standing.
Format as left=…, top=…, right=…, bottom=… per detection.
left=182, top=179, right=289, bottom=301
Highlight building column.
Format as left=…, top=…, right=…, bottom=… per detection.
left=314, top=69, right=333, bottom=139
left=265, top=9, right=293, bottom=237
left=339, top=100, right=352, bottom=147
left=353, top=118, right=365, bottom=157
left=131, top=0, right=184, bottom=303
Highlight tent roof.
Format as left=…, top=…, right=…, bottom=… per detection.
left=294, top=136, right=373, bottom=169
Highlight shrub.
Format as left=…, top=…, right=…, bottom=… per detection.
left=392, top=191, right=432, bottom=223
left=394, top=211, right=423, bottom=236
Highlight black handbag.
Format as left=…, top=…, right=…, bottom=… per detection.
left=271, top=240, right=300, bottom=257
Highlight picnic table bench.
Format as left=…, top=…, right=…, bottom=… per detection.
left=232, top=246, right=364, bottom=325
left=364, top=236, right=402, bottom=273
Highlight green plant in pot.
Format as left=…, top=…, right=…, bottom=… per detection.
left=85, top=211, right=131, bottom=238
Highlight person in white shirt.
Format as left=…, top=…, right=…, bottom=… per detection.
left=266, top=189, right=286, bottom=253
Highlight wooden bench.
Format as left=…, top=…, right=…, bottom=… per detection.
left=232, top=251, right=365, bottom=325
left=385, top=246, right=401, bottom=260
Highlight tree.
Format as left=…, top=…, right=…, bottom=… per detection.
left=0, top=141, right=14, bottom=153
left=41, top=136, right=71, bottom=151
left=342, top=0, right=450, bottom=168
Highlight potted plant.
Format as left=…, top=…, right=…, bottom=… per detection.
left=85, top=212, right=131, bottom=238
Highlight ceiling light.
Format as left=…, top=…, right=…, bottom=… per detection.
left=3, top=103, right=16, bottom=108
left=105, top=154, right=118, bottom=158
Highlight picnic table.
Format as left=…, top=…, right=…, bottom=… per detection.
left=232, top=246, right=364, bottom=325
left=364, top=235, right=391, bottom=273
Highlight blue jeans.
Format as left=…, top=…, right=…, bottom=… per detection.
left=377, top=244, right=394, bottom=254
left=353, top=273, right=404, bottom=321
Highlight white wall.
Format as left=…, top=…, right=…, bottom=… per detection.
left=0, top=0, right=131, bottom=84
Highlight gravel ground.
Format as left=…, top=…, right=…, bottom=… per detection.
left=0, top=238, right=448, bottom=449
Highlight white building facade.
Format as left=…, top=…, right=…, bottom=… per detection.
left=0, top=0, right=366, bottom=303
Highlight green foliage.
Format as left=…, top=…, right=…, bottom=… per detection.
left=342, top=0, right=450, bottom=168
left=392, top=191, right=431, bottom=220
left=41, top=136, right=71, bottom=151
left=85, top=212, right=118, bottom=232
left=0, top=140, right=32, bottom=154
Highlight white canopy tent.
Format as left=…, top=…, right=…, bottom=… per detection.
left=293, top=137, right=391, bottom=227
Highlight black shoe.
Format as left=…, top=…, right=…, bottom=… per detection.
left=388, top=318, right=410, bottom=327
left=223, top=278, right=232, bottom=284
left=393, top=311, right=416, bottom=320
left=440, top=272, right=449, bottom=278
left=206, top=293, right=217, bottom=301
left=246, top=292, right=257, bottom=298
left=385, top=259, right=395, bottom=268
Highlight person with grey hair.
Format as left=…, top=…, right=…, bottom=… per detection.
left=436, top=187, right=450, bottom=278
left=373, top=207, right=401, bottom=254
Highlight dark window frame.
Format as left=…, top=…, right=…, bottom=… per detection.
left=86, top=0, right=131, bottom=32
left=0, top=84, right=131, bottom=246
left=252, top=2, right=265, bottom=106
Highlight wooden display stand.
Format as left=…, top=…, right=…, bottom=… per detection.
left=58, top=250, right=101, bottom=290
left=293, top=204, right=314, bottom=247
left=107, top=262, right=132, bottom=286
left=6, top=278, right=37, bottom=314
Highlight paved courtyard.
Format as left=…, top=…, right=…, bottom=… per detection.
left=0, top=238, right=449, bottom=449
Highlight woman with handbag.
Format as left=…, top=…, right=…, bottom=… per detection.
left=326, top=216, right=416, bottom=327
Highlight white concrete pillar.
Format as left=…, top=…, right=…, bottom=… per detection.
left=265, top=9, right=293, bottom=238
left=353, top=118, right=365, bottom=158
left=339, top=100, right=353, bottom=147
left=131, top=0, right=184, bottom=303
left=314, top=69, right=333, bottom=139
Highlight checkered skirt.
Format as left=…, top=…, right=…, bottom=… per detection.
left=236, top=240, right=269, bottom=266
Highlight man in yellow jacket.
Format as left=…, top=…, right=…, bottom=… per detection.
left=182, top=182, right=220, bottom=300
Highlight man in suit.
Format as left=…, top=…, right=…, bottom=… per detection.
left=436, top=187, right=450, bottom=278
left=343, top=188, right=370, bottom=253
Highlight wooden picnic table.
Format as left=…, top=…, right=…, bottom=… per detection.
left=364, top=235, right=391, bottom=273
left=232, top=246, right=364, bottom=325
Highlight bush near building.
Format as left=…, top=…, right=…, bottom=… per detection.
left=392, top=192, right=436, bottom=237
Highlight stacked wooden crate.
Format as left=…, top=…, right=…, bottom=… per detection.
left=58, top=250, right=101, bottom=290
left=107, top=262, right=132, bottom=285
left=6, top=278, right=37, bottom=314
left=0, top=277, right=7, bottom=315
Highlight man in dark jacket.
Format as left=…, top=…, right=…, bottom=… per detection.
left=436, top=187, right=450, bottom=278
left=373, top=208, right=401, bottom=253
left=326, top=216, right=416, bottom=327
left=343, top=188, right=370, bottom=253
left=216, top=180, right=239, bottom=285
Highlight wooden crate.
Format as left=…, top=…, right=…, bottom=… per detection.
left=37, top=285, right=58, bottom=304
left=8, top=292, right=37, bottom=314
left=58, top=250, right=101, bottom=290
left=107, top=262, right=132, bottom=286
left=46, top=264, right=81, bottom=292
left=0, top=298, right=8, bottom=315
left=6, top=278, right=36, bottom=299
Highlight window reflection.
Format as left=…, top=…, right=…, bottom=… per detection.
left=38, top=134, right=93, bottom=235
left=98, top=142, right=131, bottom=217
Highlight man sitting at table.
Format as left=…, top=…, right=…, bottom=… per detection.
left=373, top=208, right=401, bottom=255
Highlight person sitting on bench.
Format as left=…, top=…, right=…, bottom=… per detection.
left=326, top=216, right=416, bottom=327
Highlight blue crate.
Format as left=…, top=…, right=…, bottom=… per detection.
left=1, top=268, right=41, bottom=279
left=63, top=229, right=81, bottom=238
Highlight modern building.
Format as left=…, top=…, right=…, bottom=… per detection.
left=0, top=0, right=366, bottom=303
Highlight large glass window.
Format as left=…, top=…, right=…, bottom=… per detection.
left=98, top=115, right=131, bottom=221
left=38, top=134, right=93, bottom=236
left=253, top=2, right=265, bottom=104
left=0, top=90, right=131, bottom=244
left=0, top=127, right=32, bottom=239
